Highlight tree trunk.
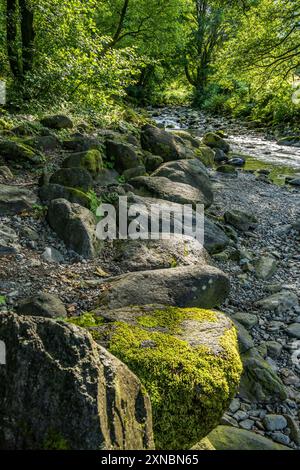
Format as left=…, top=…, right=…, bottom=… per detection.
left=19, top=0, right=35, bottom=74
left=6, top=0, right=21, bottom=78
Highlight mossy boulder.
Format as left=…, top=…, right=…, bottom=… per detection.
left=202, top=133, right=230, bottom=153
left=206, top=426, right=291, bottom=450
left=239, top=349, right=287, bottom=403
left=123, top=165, right=147, bottom=181
left=171, top=130, right=201, bottom=149
left=39, top=184, right=91, bottom=208
left=144, top=154, right=164, bottom=172
left=196, top=146, right=215, bottom=167
left=62, top=149, right=103, bottom=176
left=41, top=114, right=73, bottom=130
left=86, top=305, right=242, bottom=450
left=50, top=168, right=93, bottom=192
left=0, top=138, right=44, bottom=164
left=106, top=140, right=140, bottom=172
left=24, top=135, right=61, bottom=151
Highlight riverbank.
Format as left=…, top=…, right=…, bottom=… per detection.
left=0, top=107, right=300, bottom=449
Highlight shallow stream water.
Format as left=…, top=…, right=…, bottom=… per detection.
left=151, top=107, right=300, bottom=184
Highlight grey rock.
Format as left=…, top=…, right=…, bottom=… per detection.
left=144, top=154, right=164, bottom=172
left=151, top=159, right=213, bottom=207
left=0, top=313, right=154, bottom=450
left=0, top=224, right=18, bottom=244
left=256, top=291, right=299, bottom=313
left=141, top=125, right=188, bottom=161
left=286, top=323, right=300, bottom=339
left=17, top=292, right=67, bottom=319
left=97, top=264, right=230, bottom=310
left=224, top=210, right=257, bottom=232
left=239, top=349, right=287, bottom=403
left=232, top=319, right=255, bottom=353
left=255, top=256, right=277, bottom=280
left=232, top=312, right=258, bottom=330
left=126, top=195, right=229, bottom=255
left=42, top=247, right=64, bottom=264
left=229, top=398, right=241, bottom=414
left=106, top=140, right=140, bottom=172
left=50, top=168, right=93, bottom=192
left=202, top=133, right=230, bottom=153
left=271, top=432, right=290, bottom=446
left=0, top=184, right=36, bottom=216
left=47, top=199, right=101, bottom=259
left=130, top=175, right=209, bottom=207
left=239, top=419, right=254, bottom=431
left=207, top=425, right=291, bottom=450
left=263, top=414, right=287, bottom=431
left=264, top=341, right=283, bottom=359
left=113, top=235, right=209, bottom=272
left=123, top=166, right=146, bottom=181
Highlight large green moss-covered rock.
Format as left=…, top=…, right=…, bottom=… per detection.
left=202, top=133, right=230, bottom=153
left=77, top=305, right=242, bottom=450
left=0, top=138, right=44, bottom=164
left=196, top=146, right=215, bottom=167
left=206, top=426, right=291, bottom=450
left=39, top=184, right=91, bottom=208
left=62, top=149, right=103, bottom=176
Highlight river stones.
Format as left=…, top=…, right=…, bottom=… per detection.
left=286, top=323, right=300, bottom=339
left=151, top=158, right=213, bottom=207
left=0, top=184, right=37, bottom=216
left=206, top=426, right=290, bottom=450
left=130, top=176, right=209, bottom=207
left=0, top=312, right=154, bottom=450
left=47, top=199, right=101, bottom=259
left=96, top=265, right=230, bottom=310
left=87, top=305, right=242, bottom=449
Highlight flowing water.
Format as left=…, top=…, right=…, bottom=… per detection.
left=151, top=107, right=300, bottom=184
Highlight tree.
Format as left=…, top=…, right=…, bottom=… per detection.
left=6, top=0, right=35, bottom=79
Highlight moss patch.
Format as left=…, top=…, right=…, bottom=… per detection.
left=136, top=306, right=217, bottom=334
left=104, top=307, right=241, bottom=450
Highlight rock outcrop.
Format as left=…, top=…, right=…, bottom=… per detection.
left=0, top=313, right=154, bottom=450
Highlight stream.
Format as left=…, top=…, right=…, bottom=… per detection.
left=150, top=106, right=300, bottom=184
